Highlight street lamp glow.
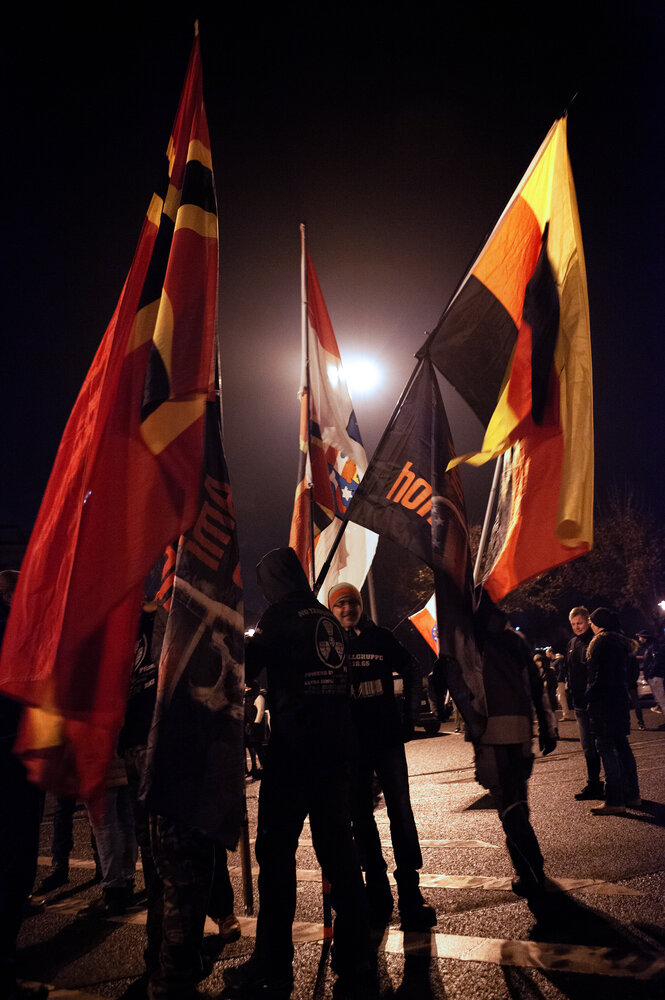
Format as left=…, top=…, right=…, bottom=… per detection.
left=341, top=356, right=383, bottom=397
left=658, top=601, right=665, bottom=612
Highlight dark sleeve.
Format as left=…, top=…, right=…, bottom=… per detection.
left=522, top=639, right=557, bottom=738
left=585, top=642, right=601, bottom=703
left=386, top=631, right=421, bottom=724
left=245, top=606, right=281, bottom=682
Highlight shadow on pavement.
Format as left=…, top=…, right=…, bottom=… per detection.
left=623, top=799, right=665, bottom=828
left=391, top=930, right=447, bottom=1000
left=17, top=918, right=118, bottom=985
left=511, top=890, right=665, bottom=999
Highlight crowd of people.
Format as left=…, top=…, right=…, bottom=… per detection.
left=1, top=557, right=663, bottom=1000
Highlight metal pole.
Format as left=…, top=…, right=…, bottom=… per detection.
left=366, top=566, right=378, bottom=623
left=300, top=224, right=316, bottom=587
left=239, top=784, right=254, bottom=915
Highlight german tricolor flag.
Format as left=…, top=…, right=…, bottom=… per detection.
left=426, top=117, right=593, bottom=600
left=0, top=29, right=223, bottom=809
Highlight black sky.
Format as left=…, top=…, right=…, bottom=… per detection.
left=2, top=4, right=663, bottom=610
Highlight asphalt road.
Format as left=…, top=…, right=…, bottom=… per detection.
left=16, top=708, right=665, bottom=1000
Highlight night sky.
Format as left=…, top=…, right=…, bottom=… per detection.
left=2, top=4, right=662, bottom=611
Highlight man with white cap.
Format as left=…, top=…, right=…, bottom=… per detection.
left=328, top=582, right=436, bottom=932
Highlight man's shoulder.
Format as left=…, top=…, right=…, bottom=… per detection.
left=357, top=620, right=408, bottom=654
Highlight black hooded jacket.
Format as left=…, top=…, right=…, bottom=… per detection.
left=585, top=629, right=634, bottom=737
left=246, top=548, right=351, bottom=761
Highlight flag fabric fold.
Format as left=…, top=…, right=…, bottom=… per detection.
left=345, top=355, right=486, bottom=741
left=409, top=593, right=439, bottom=654
left=289, top=252, right=378, bottom=593
left=423, top=116, right=593, bottom=599
left=0, top=33, right=241, bottom=818
left=141, top=401, right=245, bottom=845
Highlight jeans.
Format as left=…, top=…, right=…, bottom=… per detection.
left=475, top=742, right=544, bottom=887
left=650, top=676, right=665, bottom=714
left=351, top=740, right=422, bottom=897
left=594, top=734, right=639, bottom=807
left=89, top=784, right=137, bottom=890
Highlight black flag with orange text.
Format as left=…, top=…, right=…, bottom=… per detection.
left=346, top=354, right=486, bottom=740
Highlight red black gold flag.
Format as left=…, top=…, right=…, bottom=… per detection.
left=0, top=31, right=228, bottom=811
left=345, top=355, right=487, bottom=741
left=424, top=117, right=593, bottom=599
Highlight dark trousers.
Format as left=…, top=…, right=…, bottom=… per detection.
left=475, top=743, right=544, bottom=887
left=147, top=814, right=214, bottom=999
left=627, top=687, right=644, bottom=726
left=575, top=708, right=602, bottom=784
left=351, top=739, right=422, bottom=896
left=51, top=795, right=76, bottom=867
left=124, top=747, right=161, bottom=971
left=207, top=844, right=234, bottom=921
left=0, top=744, right=43, bottom=993
left=254, top=752, right=369, bottom=981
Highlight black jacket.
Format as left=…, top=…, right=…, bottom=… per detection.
left=479, top=626, right=556, bottom=746
left=246, top=548, right=351, bottom=763
left=585, top=630, right=634, bottom=737
left=566, top=627, right=593, bottom=708
left=345, top=617, right=419, bottom=746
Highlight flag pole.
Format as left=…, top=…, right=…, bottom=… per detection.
left=472, top=453, right=503, bottom=586
left=300, top=223, right=316, bottom=587
left=313, top=353, right=427, bottom=597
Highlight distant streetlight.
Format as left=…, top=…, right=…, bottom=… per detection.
left=658, top=601, right=665, bottom=613
left=331, top=356, right=383, bottom=397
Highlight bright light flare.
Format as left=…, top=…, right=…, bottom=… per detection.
left=336, top=356, right=383, bottom=397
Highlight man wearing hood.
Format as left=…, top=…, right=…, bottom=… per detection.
left=224, top=549, right=372, bottom=1000
left=585, top=608, right=641, bottom=816
left=328, top=582, right=436, bottom=932
left=472, top=594, right=557, bottom=917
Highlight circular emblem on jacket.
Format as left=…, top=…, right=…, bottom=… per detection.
left=315, top=616, right=346, bottom=668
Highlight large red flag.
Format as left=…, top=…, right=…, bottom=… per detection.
left=0, top=31, right=219, bottom=808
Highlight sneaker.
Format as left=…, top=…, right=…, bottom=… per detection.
left=218, top=913, right=242, bottom=943
left=23, top=895, right=46, bottom=916
left=574, top=782, right=604, bottom=801
left=590, top=804, right=626, bottom=815
left=38, top=865, right=69, bottom=892
left=8, top=981, right=50, bottom=1000
left=650, top=705, right=663, bottom=714
left=398, top=901, right=437, bottom=931
left=223, top=957, right=293, bottom=999
left=637, top=722, right=646, bottom=731
left=511, top=873, right=549, bottom=899
left=333, top=965, right=379, bottom=1000
left=77, top=889, right=127, bottom=918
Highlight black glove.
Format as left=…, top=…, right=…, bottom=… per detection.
left=539, top=733, right=557, bottom=756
